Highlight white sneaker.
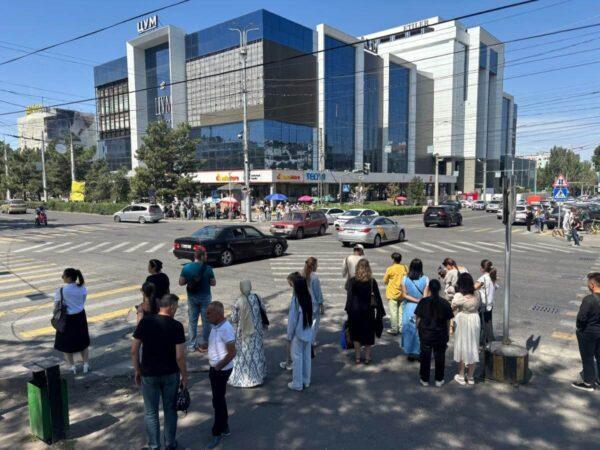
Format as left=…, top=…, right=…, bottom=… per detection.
left=69, top=365, right=77, bottom=375
left=454, top=374, right=466, bottom=385
left=435, top=380, right=445, bottom=387
left=287, top=382, right=303, bottom=391
left=83, top=363, right=90, bottom=374
left=419, top=379, right=428, bottom=387
left=279, top=361, right=292, bottom=371
left=466, top=377, right=475, bottom=385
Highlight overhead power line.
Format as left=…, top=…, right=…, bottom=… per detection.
left=0, top=0, right=192, bottom=67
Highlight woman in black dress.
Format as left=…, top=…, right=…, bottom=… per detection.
left=145, top=259, right=170, bottom=300
left=345, top=259, right=386, bottom=365
left=54, top=268, right=90, bottom=375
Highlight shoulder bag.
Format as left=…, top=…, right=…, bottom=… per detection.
left=370, top=280, right=384, bottom=338
left=253, top=293, right=270, bottom=329
left=51, top=288, right=68, bottom=333
left=186, top=263, right=208, bottom=294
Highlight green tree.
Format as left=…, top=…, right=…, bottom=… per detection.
left=110, top=168, right=130, bottom=202
left=84, top=159, right=112, bottom=202
left=592, top=145, right=600, bottom=173
left=45, top=143, right=71, bottom=198
left=6, top=148, right=42, bottom=200
left=407, top=177, right=426, bottom=205
left=131, top=121, right=198, bottom=201
left=385, top=183, right=401, bottom=201
left=536, top=146, right=596, bottom=194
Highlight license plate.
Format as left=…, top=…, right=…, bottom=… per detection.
left=428, top=214, right=437, bottom=217
left=181, top=244, right=191, bottom=249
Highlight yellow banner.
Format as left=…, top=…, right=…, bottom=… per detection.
left=70, top=181, right=85, bottom=202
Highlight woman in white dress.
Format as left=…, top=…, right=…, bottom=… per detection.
left=452, top=273, right=481, bottom=385
left=229, top=280, right=267, bottom=388
left=474, top=259, right=498, bottom=347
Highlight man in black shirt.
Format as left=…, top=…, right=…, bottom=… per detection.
left=572, top=272, right=600, bottom=392
left=132, top=294, right=188, bottom=449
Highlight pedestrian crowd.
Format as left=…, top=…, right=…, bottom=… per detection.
left=50, top=244, right=600, bottom=449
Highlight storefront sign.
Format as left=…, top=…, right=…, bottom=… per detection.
left=154, top=95, right=171, bottom=116
left=26, top=104, right=45, bottom=115
left=403, top=19, right=429, bottom=32
left=276, top=172, right=302, bottom=182
left=216, top=173, right=240, bottom=182
left=137, top=15, right=158, bottom=34
left=305, top=171, right=326, bottom=181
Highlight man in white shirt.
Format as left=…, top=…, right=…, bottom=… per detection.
left=342, top=244, right=366, bottom=290
left=205, top=302, right=236, bottom=449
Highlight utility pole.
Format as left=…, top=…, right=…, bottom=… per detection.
left=40, top=133, right=48, bottom=202
left=503, top=155, right=515, bottom=344
left=2, top=141, right=9, bottom=200
left=482, top=159, right=487, bottom=206
left=434, top=153, right=441, bottom=205
left=69, top=131, right=75, bottom=183
left=231, top=25, right=258, bottom=222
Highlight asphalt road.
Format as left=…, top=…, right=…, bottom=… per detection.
left=0, top=207, right=597, bottom=379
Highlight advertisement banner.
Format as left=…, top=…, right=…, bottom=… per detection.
left=70, top=181, right=85, bottom=202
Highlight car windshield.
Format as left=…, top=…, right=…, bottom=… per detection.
left=345, top=210, right=362, bottom=216
left=285, top=213, right=305, bottom=221
left=318, top=209, right=328, bottom=213
left=516, top=206, right=526, bottom=212
left=345, top=217, right=372, bottom=225
left=191, top=227, right=221, bottom=239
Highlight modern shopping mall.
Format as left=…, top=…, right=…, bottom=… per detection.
left=93, top=9, right=533, bottom=200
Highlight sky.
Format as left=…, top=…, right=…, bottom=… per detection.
left=0, top=0, right=598, bottom=159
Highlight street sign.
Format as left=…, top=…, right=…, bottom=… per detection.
left=342, top=184, right=350, bottom=193
left=553, top=187, right=568, bottom=202
left=553, top=175, right=569, bottom=188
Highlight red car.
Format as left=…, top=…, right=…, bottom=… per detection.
left=269, top=210, right=328, bottom=239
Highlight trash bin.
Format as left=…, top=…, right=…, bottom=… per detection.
left=25, top=358, right=69, bottom=444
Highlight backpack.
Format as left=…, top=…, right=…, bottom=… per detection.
left=186, top=263, right=209, bottom=294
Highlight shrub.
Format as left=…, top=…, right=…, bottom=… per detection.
left=27, top=200, right=128, bottom=215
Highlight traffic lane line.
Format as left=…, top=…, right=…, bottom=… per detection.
left=146, top=243, right=166, bottom=253
left=102, top=242, right=130, bottom=253
left=81, top=242, right=111, bottom=253
left=0, top=267, right=58, bottom=280
left=12, top=242, right=54, bottom=254
left=457, top=241, right=502, bottom=254
left=0, top=263, right=57, bottom=275
left=19, top=294, right=189, bottom=338
left=56, top=242, right=91, bottom=253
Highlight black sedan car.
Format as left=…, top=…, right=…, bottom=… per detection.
left=173, top=225, right=287, bottom=266
left=423, top=206, right=462, bottom=227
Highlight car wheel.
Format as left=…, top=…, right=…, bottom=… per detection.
left=114, top=216, right=121, bottom=223
left=424, top=223, right=430, bottom=227
left=398, top=230, right=405, bottom=242
left=318, top=225, right=326, bottom=236
left=139, top=216, right=146, bottom=224
left=296, top=228, right=304, bottom=239
left=547, top=224, right=555, bottom=230
left=220, top=250, right=234, bottom=266
left=342, top=241, right=350, bottom=247
left=457, top=217, right=462, bottom=226
left=273, top=242, right=284, bottom=257
left=373, top=235, right=381, bottom=248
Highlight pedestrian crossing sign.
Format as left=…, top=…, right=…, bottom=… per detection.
left=553, top=187, right=568, bottom=201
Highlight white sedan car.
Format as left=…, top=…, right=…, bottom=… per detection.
left=318, top=207, right=346, bottom=225
left=337, top=216, right=405, bottom=247
left=333, top=208, right=379, bottom=229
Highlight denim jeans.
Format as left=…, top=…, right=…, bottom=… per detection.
left=141, top=373, right=180, bottom=449
left=187, top=294, right=211, bottom=348
left=291, top=337, right=311, bottom=389
left=571, top=228, right=580, bottom=246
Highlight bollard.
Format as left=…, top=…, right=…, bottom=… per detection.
left=484, top=341, right=529, bottom=384
left=26, top=359, right=69, bottom=444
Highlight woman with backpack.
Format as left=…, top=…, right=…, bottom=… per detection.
left=401, top=259, right=429, bottom=362
left=54, top=268, right=90, bottom=375
left=415, top=279, right=454, bottom=387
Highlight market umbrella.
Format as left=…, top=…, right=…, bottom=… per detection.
left=219, top=196, right=239, bottom=204
left=265, top=193, right=288, bottom=201
left=298, top=195, right=313, bottom=202
left=203, top=197, right=219, bottom=204
left=396, top=195, right=407, bottom=201
left=216, top=183, right=244, bottom=191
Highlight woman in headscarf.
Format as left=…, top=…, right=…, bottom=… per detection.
left=229, top=280, right=267, bottom=388
left=345, top=259, right=386, bottom=365
left=287, top=273, right=314, bottom=391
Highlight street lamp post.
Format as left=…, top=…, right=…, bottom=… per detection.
left=41, top=133, right=48, bottom=202
left=231, top=25, right=258, bottom=222
left=477, top=158, right=487, bottom=206
left=2, top=142, right=9, bottom=200
left=433, top=153, right=441, bottom=205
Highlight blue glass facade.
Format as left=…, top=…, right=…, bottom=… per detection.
left=191, top=120, right=314, bottom=171
left=185, top=9, right=313, bottom=60
left=324, top=36, right=355, bottom=170
left=479, top=43, right=488, bottom=69
left=489, top=49, right=498, bottom=74
left=363, top=52, right=382, bottom=173
left=145, top=43, right=171, bottom=124
left=387, top=63, right=410, bottom=173
left=94, top=57, right=128, bottom=87
left=98, top=136, right=131, bottom=171
left=501, top=97, right=510, bottom=158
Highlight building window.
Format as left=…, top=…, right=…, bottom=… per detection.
left=96, top=79, right=130, bottom=140
left=479, top=43, right=488, bottom=70
left=489, top=49, right=498, bottom=74
left=388, top=63, right=409, bottom=174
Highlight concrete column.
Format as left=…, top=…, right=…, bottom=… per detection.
left=463, top=158, right=477, bottom=193
left=269, top=183, right=275, bottom=208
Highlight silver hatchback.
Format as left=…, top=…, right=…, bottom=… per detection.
left=337, top=216, right=405, bottom=247
left=113, top=203, right=163, bottom=223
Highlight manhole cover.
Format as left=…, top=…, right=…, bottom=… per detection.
left=531, top=304, right=559, bottom=314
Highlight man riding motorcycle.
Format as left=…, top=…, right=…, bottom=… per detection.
left=35, top=205, right=48, bottom=227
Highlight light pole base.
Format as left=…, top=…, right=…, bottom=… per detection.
left=483, top=341, right=529, bottom=384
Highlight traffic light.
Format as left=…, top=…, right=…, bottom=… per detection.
left=363, top=162, right=371, bottom=174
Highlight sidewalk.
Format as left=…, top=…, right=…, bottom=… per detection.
left=1, top=308, right=599, bottom=449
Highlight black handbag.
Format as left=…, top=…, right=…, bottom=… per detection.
left=51, top=288, right=67, bottom=333
left=256, top=294, right=270, bottom=328
left=176, top=382, right=191, bottom=415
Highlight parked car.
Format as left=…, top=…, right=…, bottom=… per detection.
left=269, top=210, right=328, bottom=239
left=472, top=200, right=486, bottom=210
left=1, top=199, right=27, bottom=214
left=113, top=203, right=163, bottom=223
left=485, top=201, right=501, bottom=213
left=423, top=206, right=462, bottom=227
left=337, top=216, right=405, bottom=247
left=333, top=209, right=379, bottom=229
left=513, top=205, right=528, bottom=225
left=460, top=199, right=473, bottom=209
left=440, top=200, right=462, bottom=210
left=318, top=207, right=346, bottom=225
left=173, top=225, right=287, bottom=266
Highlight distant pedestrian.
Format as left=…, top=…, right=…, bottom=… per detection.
left=440, top=258, right=467, bottom=302
left=525, top=208, right=534, bottom=232
left=303, top=257, right=324, bottom=352
left=279, top=272, right=301, bottom=371
left=132, top=294, right=187, bottom=450
left=383, top=252, right=408, bottom=335
left=179, top=249, right=216, bottom=352
left=136, top=281, right=158, bottom=324
left=452, top=273, right=481, bottom=385
left=205, top=302, right=237, bottom=449
left=572, top=272, right=600, bottom=392
left=146, top=259, right=170, bottom=300
left=229, top=280, right=267, bottom=388
left=534, top=208, right=542, bottom=233
left=345, top=259, right=386, bottom=365
left=570, top=209, right=581, bottom=247
left=474, top=259, right=498, bottom=347
left=401, top=259, right=429, bottom=362
left=563, top=208, right=572, bottom=241
left=287, top=273, right=314, bottom=390
left=342, top=244, right=366, bottom=290
left=415, top=279, right=454, bottom=387
left=54, top=268, right=90, bottom=375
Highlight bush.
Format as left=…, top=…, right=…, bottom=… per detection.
left=321, top=203, right=422, bottom=217
left=27, top=200, right=128, bottom=215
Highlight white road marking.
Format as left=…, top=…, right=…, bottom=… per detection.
left=34, top=242, right=73, bottom=253
left=419, top=241, right=456, bottom=254
left=56, top=242, right=91, bottom=253
left=12, top=242, right=54, bottom=254
left=399, top=242, right=434, bottom=253
left=443, top=242, right=478, bottom=253
left=81, top=242, right=112, bottom=253
left=102, top=242, right=130, bottom=253
left=479, top=242, right=525, bottom=253
left=124, top=242, right=148, bottom=253
left=146, top=243, right=166, bottom=253
left=510, top=243, right=551, bottom=254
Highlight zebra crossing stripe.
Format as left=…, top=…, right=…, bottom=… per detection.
left=146, top=243, right=166, bottom=253
left=34, top=242, right=72, bottom=252
left=12, top=242, right=54, bottom=254
left=419, top=241, right=456, bottom=254
left=56, top=242, right=91, bottom=253
left=81, top=242, right=111, bottom=253
left=477, top=242, right=524, bottom=253
left=125, top=242, right=148, bottom=253
left=510, top=243, right=550, bottom=254
left=399, top=242, right=434, bottom=253
left=458, top=241, right=502, bottom=254
left=102, top=242, right=130, bottom=253
left=443, top=242, right=478, bottom=253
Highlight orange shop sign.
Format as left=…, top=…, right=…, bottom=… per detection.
left=276, top=172, right=302, bottom=182
left=216, top=173, right=240, bottom=182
